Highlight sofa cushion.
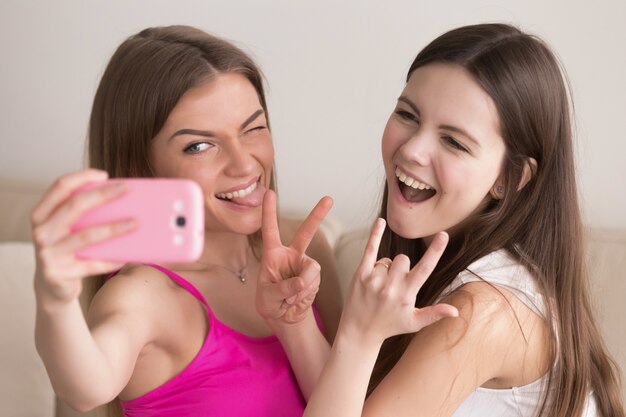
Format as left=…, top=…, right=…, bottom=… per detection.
left=0, top=182, right=46, bottom=242
left=0, top=242, right=55, bottom=417
left=334, top=228, right=368, bottom=297
left=587, top=228, right=626, bottom=401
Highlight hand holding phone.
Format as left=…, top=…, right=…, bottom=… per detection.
left=71, top=178, right=204, bottom=264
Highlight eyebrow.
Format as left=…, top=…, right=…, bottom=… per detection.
left=240, top=109, right=265, bottom=130
left=397, top=96, right=481, bottom=148
left=439, top=124, right=481, bottom=148
left=398, top=96, right=420, bottom=116
left=168, top=109, right=265, bottom=141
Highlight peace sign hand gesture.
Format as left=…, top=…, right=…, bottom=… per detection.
left=256, top=190, right=334, bottom=328
left=339, top=218, right=459, bottom=345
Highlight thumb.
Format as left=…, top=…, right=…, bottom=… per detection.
left=278, top=276, right=306, bottom=302
left=287, top=258, right=321, bottom=305
left=411, top=303, right=459, bottom=332
left=299, top=257, right=321, bottom=287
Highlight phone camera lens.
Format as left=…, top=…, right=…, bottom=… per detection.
left=175, top=216, right=186, bottom=228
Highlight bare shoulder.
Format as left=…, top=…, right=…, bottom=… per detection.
left=366, top=281, right=549, bottom=414
left=411, top=281, right=541, bottom=355
left=87, top=264, right=178, bottom=328
left=446, top=281, right=522, bottom=324
left=403, top=280, right=550, bottom=387
left=441, top=281, right=548, bottom=342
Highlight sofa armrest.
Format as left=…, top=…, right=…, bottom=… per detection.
left=0, top=242, right=55, bottom=416
left=0, top=181, right=47, bottom=242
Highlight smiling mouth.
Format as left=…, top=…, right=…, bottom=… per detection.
left=215, top=179, right=259, bottom=201
left=395, top=167, right=437, bottom=203
left=214, top=176, right=266, bottom=208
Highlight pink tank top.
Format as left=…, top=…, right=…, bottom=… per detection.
left=118, top=264, right=318, bottom=417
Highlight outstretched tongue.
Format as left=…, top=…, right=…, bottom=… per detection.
left=400, top=183, right=436, bottom=203
left=230, top=182, right=267, bottom=207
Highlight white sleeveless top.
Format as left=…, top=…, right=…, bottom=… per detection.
left=436, top=249, right=598, bottom=417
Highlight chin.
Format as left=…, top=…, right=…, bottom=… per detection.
left=232, top=218, right=262, bottom=236
left=387, top=211, right=426, bottom=240
left=205, top=213, right=262, bottom=236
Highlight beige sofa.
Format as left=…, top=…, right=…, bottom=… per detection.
left=1, top=180, right=624, bottom=416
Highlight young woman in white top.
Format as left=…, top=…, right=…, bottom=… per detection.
left=256, top=23, right=625, bottom=417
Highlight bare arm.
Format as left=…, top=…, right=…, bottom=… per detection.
left=31, top=170, right=153, bottom=411
left=304, top=292, right=510, bottom=417
left=363, top=282, right=549, bottom=416
left=307, top=229, right=342, bottom=342
left=279, top=216, right=343, bottom=342
left=35, top=274, right=157, bottom=411
left=256, top=191, right=335, bottom=399
left=304, top=222, right=547, bottom=416
left=304, top=221, right=461, bottom=417
left=278, top=225, right=344, bottom=398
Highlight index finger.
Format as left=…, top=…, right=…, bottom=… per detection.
left=30, top=169, right=108, bottom=226
left=407, top=232, right=448, bottom=291
left=261, top=190, right=283, bottom=250
left=356, top=218, right=387, bottom=275
left=290, top=196, right=333, bottom=254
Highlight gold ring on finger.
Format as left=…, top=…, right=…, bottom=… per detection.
left=374, top=259, right=392, bottom=270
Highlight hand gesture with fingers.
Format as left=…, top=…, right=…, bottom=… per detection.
left=340, top=218, right=459, bottom=345
left=31, top=169, right=136, bottom=307
left=256, top=190, right=333, bottom=327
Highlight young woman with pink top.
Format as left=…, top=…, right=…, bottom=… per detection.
left=31, top=25, right=342, bottom=417
left=258, top=23, right=625, bottom=417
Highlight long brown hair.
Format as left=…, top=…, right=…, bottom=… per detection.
left=368, top=23, right=624, bottom=417
left=82, top=25, right=275, bottom=417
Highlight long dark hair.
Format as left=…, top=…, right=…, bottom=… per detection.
left=368, top=23, right=624, bottom=417
left=82, top=25, right=274, bottom=417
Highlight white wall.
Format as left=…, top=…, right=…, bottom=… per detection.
left=1, top=0, right=624, bottom=230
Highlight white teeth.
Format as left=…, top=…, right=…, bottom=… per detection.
left=217, top=181, right=258, bottom=200
left=395, top=167, right=432, bottom=190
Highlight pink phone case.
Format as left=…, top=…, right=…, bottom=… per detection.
left=71, top=178, right=204, bottom=263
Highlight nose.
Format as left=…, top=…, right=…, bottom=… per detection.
left=398, top=131, right=433, bottom=167
left=223, top=141, right=256, bottom=177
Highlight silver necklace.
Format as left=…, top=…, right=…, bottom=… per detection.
left=201, top=254, right=249, bottom=284
left=211, top=263, right=247, bottom=283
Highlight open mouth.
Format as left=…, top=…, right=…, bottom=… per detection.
left=395, top=167, right=437, bottom=203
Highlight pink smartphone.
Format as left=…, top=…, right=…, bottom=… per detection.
left=71, top=178, right=204, bottom=263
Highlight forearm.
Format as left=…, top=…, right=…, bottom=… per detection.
left=35, top=297, right=120, bottom=410
left=303, top=331, right=381, bottom=417
left=272, top=311, right=331, bottom=400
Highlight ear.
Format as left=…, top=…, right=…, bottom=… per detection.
left=517, top=157, right=537, bottom=191
left=490, top=157, right=537, bottom=200
left=490, top=181, right=505, bottom=200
